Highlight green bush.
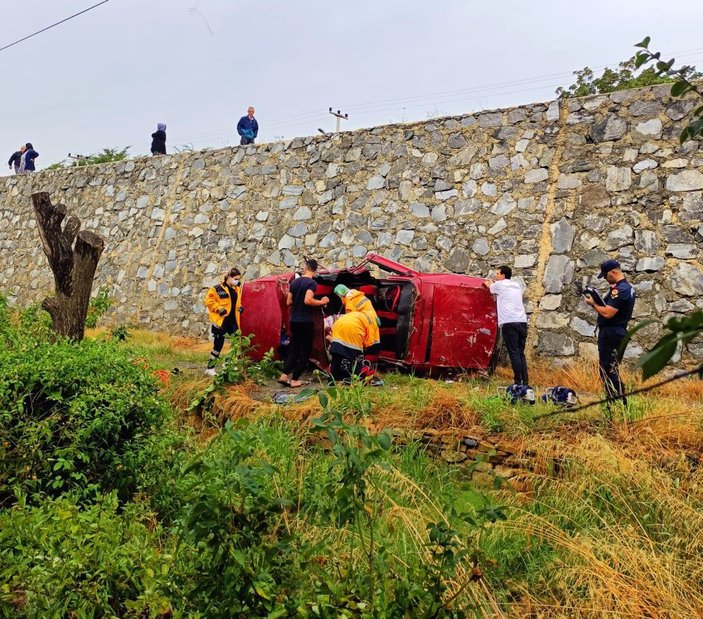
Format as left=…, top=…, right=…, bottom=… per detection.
left=174, top=419, right=311, bottom=616
left=0, top=494, right=176, bottom=617
left=0, top=333, right=169, bottom=505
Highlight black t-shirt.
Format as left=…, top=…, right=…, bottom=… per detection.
left=289, top=276, right=317, bottom=323
left=597, top=279, right=635, bottom=328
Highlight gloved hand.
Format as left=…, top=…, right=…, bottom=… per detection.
left=217, top=308, right=227, bottom=316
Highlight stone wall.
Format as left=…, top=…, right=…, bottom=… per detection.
left=1, top=83, right=702, bottom=362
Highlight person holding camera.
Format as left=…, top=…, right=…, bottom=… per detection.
left=584, top=259, right=636, bottom=404
left=203, top=267, right=243, bottom=375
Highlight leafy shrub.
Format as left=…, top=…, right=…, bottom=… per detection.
left=188, top=332, right=282, bottom=414
left=0, top=494, right=176, bottom=617
left=0, top=333, right=169, bottom=505
left=85, top=286, right=113, bottom=329
left=174, top=419, right=311, bottom=616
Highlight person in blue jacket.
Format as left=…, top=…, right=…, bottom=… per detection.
left=19, top=143, right=39, bottom=173
left=236, top=106, right=258, bottom=145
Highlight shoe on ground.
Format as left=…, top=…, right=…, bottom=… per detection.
left=204, top=368, right=217, bottom=376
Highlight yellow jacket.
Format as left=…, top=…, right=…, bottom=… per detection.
left=204, top=280, right=242, bottom=329
left=331, top=311, right=377, bottom=352
left=342, top=290, right=380, bottom=345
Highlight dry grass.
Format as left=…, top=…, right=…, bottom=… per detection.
left=129, top=331, right=703, bottom=616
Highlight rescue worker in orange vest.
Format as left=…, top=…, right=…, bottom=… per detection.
left=334, top=284, right=381, bottom=364
left=203, top=267, right=243, bottom=375
left=327, top=310, right=377, bottom=382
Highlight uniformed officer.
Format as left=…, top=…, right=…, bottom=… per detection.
left=584, top=259, right=636, bottom=404
left=203, top=267, right=243, bottom=375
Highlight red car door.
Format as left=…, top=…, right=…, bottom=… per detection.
left=426, top=282, right=498, bottom=371
left=238, top=276, right=288, bottom=361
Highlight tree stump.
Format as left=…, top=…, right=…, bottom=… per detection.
left=32, top=192, right=105, bottom=340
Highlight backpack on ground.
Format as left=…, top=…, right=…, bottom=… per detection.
left=541, top=386, right=578, bottom=407
left=504, top=383, right=536, bottom=405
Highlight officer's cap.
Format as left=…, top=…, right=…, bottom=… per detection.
left=597, top=259, right=621, bottom=279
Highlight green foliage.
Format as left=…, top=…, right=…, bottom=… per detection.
left=188, top=332, right=283, bottom=414
left=85, top=286, right=113, bottom=329
left=0, top=494, right=176, bottom=617
left=0, top=318, right=169, bottom=505
left=633, top=36, right=703, bottom=143
left=556, top=54, right=697, bottom=99
left=174, top=419, right=309, bottom=616
left=48, top=147, right=131, bottom=170
left=627, top=311, right=703, bottom=379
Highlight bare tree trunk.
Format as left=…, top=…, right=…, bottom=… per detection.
left=32, top=192, right=105, bottom=340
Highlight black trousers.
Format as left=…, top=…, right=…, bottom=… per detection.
left=283, top=321, right=315, bottom=380
left=211, top=321, right=237, bottom=353
left=598, top=326, right=627, bottom=404
left=240, top=136, right=255, bottom=145
left=330, top=350, right=364, bottom=382
left=501, top=322, right=529, bottom=385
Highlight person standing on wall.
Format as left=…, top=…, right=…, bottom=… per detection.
left=237, top=106, right=258, bottom=145
left=150, top=123, right=167, bottom=155
left=203, top=267, right=243, bottom=376
left=278, top=258, right=329, bottom=388
left=584, top=259, right=636, bottom=405
left=483, top=265, right=529, bottom=386
left=7, top=145, right=26, bottom=174
left=18, top=143, right=39, bottom=173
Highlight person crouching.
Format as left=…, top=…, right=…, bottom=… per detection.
left=203, top=267, right=242, bottom=375
left=327, top=311, right=377, bottom=382
left=334, top=284, right=381, bottom=364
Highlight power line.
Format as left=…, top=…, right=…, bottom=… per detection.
left=0, top=0, right=112, bottom=54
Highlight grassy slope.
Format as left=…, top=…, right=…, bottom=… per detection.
left=118, top=329, right=703, bottom=617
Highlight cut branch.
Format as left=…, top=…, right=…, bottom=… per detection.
left=32, top=192, right=105, bottom=340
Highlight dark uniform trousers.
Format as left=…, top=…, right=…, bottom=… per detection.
left=597, top=325, right=627, bottom=404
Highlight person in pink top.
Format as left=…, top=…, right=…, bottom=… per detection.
left=483, top=265, right=529, bottom=385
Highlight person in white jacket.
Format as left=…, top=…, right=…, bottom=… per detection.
left=483, top=265, right=529, bottom=385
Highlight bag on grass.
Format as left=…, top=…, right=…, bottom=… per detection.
left=541, top=386, right=577, bottom=407
left=505, top=383, right=536, bottom=405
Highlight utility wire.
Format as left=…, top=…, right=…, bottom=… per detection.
left=0, top=0, right=112, bottom=54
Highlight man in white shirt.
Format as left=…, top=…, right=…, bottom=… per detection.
left=483, top=265, right=529, bottom=385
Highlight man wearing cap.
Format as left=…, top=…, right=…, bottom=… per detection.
left=585, top=259, right=636, bottom=404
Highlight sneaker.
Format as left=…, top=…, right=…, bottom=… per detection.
left=204, top=368, right=217, bottom=377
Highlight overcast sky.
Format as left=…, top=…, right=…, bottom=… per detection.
left=1, top=0, right=701, bottom=173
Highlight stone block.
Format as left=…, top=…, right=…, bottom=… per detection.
left=525, top=168, right=549, bottom=184
left=635, top=257, right=665, bottom=272
left=543, top=255, right=574, bottom=293
left=605, top=166, right=632, bottom=191
left=665, top=244, right=697, bottom=259
left=666, top=170, right=703, bottom=192
left=671, top=263, right=703, bottom=296
left=537, top=332, right=575, bottom=356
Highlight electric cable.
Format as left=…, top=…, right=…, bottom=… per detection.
left=0, top=0, right=112, bottom=54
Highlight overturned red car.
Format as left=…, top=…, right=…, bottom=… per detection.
left=237, top=253, right=499, bottom=374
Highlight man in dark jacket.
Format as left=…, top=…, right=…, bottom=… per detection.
left=585, top=259, right=636, bottom=405
left=19, top=143, right=38, bottom=173
left=150, top=123, right=167, bottom=155
left=236, top=106, right=258, bottom=145
left=8, top=146, right=25, bottom=173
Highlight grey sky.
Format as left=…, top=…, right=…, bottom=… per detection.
left=2, top=0, right=701, bottom=174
